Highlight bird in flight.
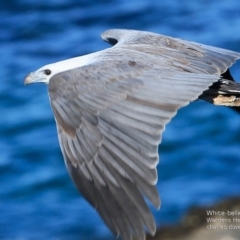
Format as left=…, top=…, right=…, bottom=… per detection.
left=25, top=29, right=240, bottom=240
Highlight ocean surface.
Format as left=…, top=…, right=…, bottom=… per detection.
left=1, top=1, right=240, bottom=239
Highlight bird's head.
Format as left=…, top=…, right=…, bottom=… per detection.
left=24, top=52, right=98, bottom=85
left=24, top=64, right=56, bottom=85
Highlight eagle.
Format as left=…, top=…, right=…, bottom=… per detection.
left=24, top=29, right=240, bottom=240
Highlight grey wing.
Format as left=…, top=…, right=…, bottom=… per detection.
left=48, top=30, right=240, bottom=240
left=102, top=29, right=240, bottom=75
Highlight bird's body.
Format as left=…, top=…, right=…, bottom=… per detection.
left=25, top=29, right=240, bottom=240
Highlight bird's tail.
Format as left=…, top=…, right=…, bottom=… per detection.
left=200, top=69, right=240, bottom=110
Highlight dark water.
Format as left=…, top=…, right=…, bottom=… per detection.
left=1, top=0, right=240, bottom=239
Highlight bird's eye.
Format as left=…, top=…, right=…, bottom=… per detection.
left=44, top=69, right=51, bottom=75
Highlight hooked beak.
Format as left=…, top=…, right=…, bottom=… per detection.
left=24, top=72, right=35, bottom=85
left=24, top=71, right=48, bottom=85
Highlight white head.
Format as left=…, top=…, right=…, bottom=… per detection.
left=24, top=52, right=98, bottom=85
left=24, top=64, right=54, bottom=85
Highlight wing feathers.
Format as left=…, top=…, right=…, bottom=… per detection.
left=100, top=120, right=158, bottom=168
left=103, top=137, right=157, bottom=184
left=94, top=156, right=119, bottom=186
left=99, top=117, right=158, bottom=159
left=104, top=161, right=156, bottom=235
left=100, top=144, right=160, bottom=208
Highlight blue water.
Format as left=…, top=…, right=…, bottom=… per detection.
left=1, top=1, right=240, bottom=239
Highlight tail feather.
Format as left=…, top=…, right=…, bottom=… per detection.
left=200, top=69, right=240, bottom=110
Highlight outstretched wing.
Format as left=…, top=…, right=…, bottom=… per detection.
left=48, top=29, right=240, bottom=240
left=101, top=29, right=240, bottom=76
